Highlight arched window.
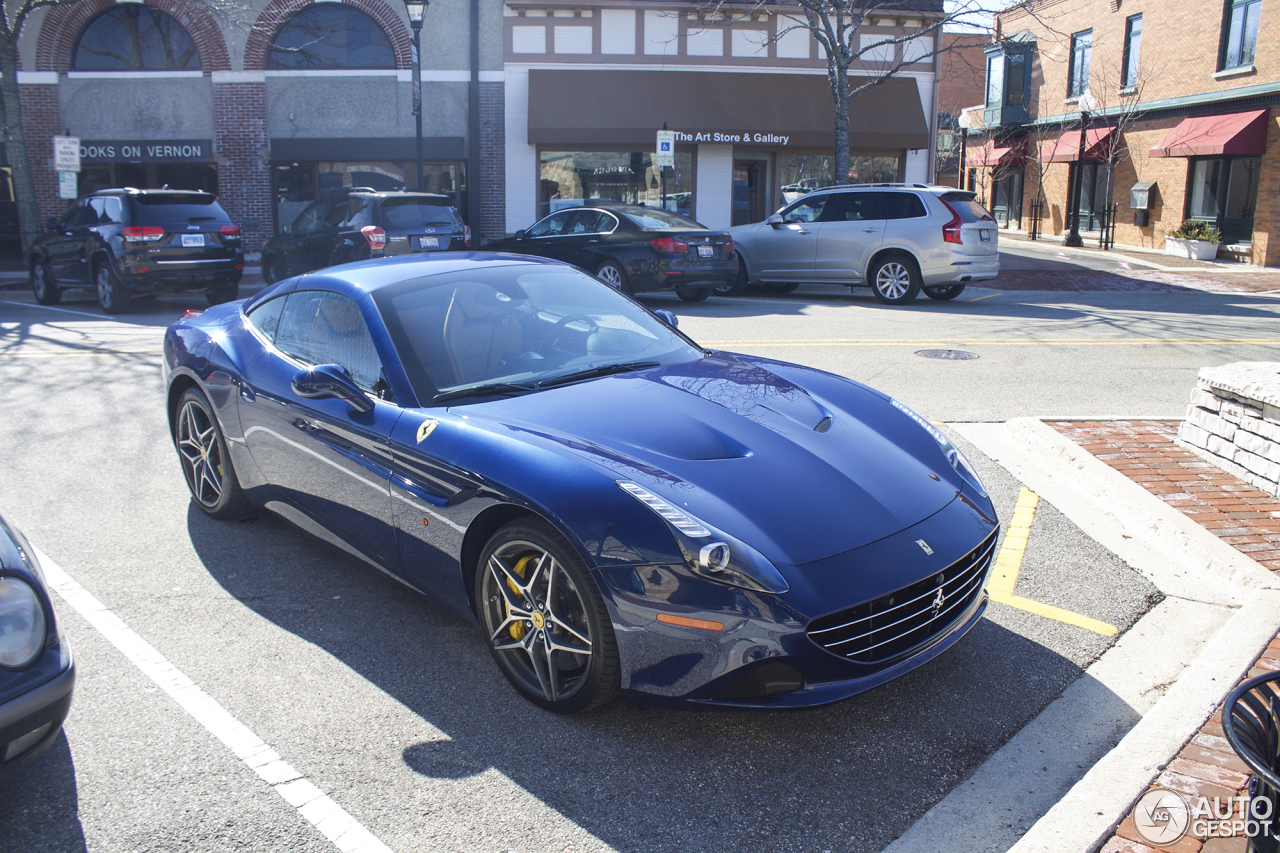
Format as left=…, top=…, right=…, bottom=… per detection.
left=268, top=6, right=395, bottom=70
left=72, top=7, right=200, bottom=71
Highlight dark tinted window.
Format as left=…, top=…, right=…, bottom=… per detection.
left=73, top=7, right=200, bottom=71
left=622, top=209, right=703, bottom=231
left=274, top=291, right=384, bottom=393
left=377, top=198, right=458, bottom=229
left=323, top=201, right=350, bottom=228
left=883, top=192, right=928, bottom=220
left=268, top=7, right=395, bottom=70
left=64, top=201, right=96, bottom=228
left=290, top=201, right=332, bottom=233
left=344, top=198, right=373, bottom=228
left=940, top=192, right=996, bottom=223
left=820, top=192, right=886, bottom=222
left=130, top=194, right=232, bottom=224
left=246, top=295, right=287, bottom=342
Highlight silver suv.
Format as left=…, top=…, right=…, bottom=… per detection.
left=727, top=184, right=999, bottom=305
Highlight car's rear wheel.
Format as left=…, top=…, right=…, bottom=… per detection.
left=31, top=259, right=60, bottom=305
left=713, top=255, right=748, bottom=297
left=205, top=280, right=239, bottom=306
left=924, top=284, right=966, bottom=301
left=869, top=254, right=922, bottom=305
left=94, top=261, right=131, bottom=314
left=174, top=388, right=249, bottom=520
left=594, top=260, right=631, bottom=294
left=675, top=284, right=711, bottom=302
left=477, top=519, right=619, bottom=714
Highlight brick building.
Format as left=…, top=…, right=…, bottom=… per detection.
left=935, top=31, right=987, bottom=188
left=963, top=0, right=1280, bottom=265
left=10, top=0, right=944, bottom=256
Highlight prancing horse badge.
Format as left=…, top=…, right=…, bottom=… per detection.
left=916, top=539, right=934, bottom=555
left=416, top=418, right=439, bottom=443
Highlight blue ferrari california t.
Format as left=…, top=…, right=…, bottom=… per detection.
left=163, top=253, right=998, bottom=713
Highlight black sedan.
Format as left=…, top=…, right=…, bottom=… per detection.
left=484, top=205, right=736, bottom=302
left=0, top=513, right=74, bottom=773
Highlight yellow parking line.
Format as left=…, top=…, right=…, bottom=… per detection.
left=985, top=486, right=1119, bottom=637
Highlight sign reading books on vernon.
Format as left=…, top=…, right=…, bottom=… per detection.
left=78, top=140, right=214, bottom=164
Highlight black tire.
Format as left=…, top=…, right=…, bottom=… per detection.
left=869, top=254, right=922, bottom=306
left=31, top=259, right=60, bottom=305
left=763, top=281, right=801, bottom=294
left=594, top=260, right=631, bottom=294
left=173, top=387, right=250, bottom=520
left=924, top=284, right=967, bottom=301
left=262, top=256, right=287, bottom=285
left=94, top=261, right=131, bottom=314
left=205, top=281, right=240, bottom=306
left=476, top=518, right=620, bottom=714
left=675, top=284, right=711, bottom=303
left=713, top=254, right=748, bottom=297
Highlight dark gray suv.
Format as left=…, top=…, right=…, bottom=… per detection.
left=29, top=188, right=244, bottom=314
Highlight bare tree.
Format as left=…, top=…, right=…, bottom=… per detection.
left=698, top=0, right=992, bottom=183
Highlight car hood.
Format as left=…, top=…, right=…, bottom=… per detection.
left=457, top=354, right=960, bottom=566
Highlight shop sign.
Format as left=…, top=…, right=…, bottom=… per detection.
left=671, top=131, right=792, bottom=145
left=655, top=130, right=675, bottom=168
left=53, top=136, right=81, bottom=172
left=78, top=140, right=214, bottom=164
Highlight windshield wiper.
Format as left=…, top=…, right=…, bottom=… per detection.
left=433, top=382, right=536, bottom=403
left=535, top=361, right=661, bottom=389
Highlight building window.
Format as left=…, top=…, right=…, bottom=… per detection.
left=986, top=52, right=1004, bottom=107
left=1221, top=0, right=1262, bottom=70
left=1122, top=15, right=1142, bottom=88
left=1188, top=156, right=1261, bottom=243
left=1068, top=30, right=1091, bottom=97
left=72, top=7, right=200, bottom=71
left=268, top=6, right=395, bottom=69
left=538, top=150, right=694, bottom=220
left=1005, top=52, right=1027, bottom=106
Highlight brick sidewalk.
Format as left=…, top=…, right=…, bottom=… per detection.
left=988, top=269, right=1280, bottom=294
left=1046, top=419, right=1280, bottom=852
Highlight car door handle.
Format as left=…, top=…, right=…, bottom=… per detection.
left=863, top=228, right=880, bottom=233
left=796, top=229, right=811, bottom=235
left=293, top=418, right=321, bottom=432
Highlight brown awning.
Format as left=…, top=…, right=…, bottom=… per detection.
left=965, top=138, right=1026, bottom=167
left=1149, top=110, right=1269, bottom=158
left=1038, top=127, right=1116, bottom=163
left=527, top=70, right=929, bottom=150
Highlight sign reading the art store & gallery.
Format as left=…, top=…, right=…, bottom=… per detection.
left=671, top=131, right=792, bottom=145
left=78, top=140, right=214, bottom=164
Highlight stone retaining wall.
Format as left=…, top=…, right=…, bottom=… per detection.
left=1178, top=362, right=1280, bottom=497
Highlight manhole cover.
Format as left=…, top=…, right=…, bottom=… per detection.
left=915, top=349, right=980, bottom=360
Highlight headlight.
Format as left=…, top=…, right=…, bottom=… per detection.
left=890, top=399, right=988, bottom=497
left=0, top=577, right=47, bottom=669
left=619, top=482, right=789, bottom=594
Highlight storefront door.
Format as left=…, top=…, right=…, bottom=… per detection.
left=993, top=169, right=1023, bottom=228
left=733, top=158, right=770, bottom=226
left=1068, top=162, right=1110, bottom=233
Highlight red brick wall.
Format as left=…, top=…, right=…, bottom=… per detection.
left=477, top=82, right=504, bottom=244
left=213, top=83, right=272, bottom=258
left=18, top=82, right=64, bottom=226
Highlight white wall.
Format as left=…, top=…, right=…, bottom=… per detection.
left=903, top=72, right=935, bottom=184
left=695, top=144, right=734, bottom=230
left=504, top=68, right=537, bottom=234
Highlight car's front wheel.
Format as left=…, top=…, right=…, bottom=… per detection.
left=94, top=261, right=131, bottom=314
left=31, top=259, right=60, bottom=305
left=205, top=280, right=239, bottom=306
left=869, top=254, right=922, bottom=305
left=173, top=388, right=249, bottom=520
left=477, top=518, right=619, bottom=714
left=924, top=284, right=966, bottom=301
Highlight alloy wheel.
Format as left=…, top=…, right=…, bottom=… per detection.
left=32, top=265, right=48, bottom=300
left=481, top=541, right=594, bottom=703
left=875, top=262, right=912, bottom=300
left=597, top=264, right=623, bottom=288
left=175, top=399, right=225, bottom=508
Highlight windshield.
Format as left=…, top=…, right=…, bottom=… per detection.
left=379, top=197, right=459, bottom=228
left=373, top=264, right=702, bottom=402
left=621, top=209, right=704, bottom=231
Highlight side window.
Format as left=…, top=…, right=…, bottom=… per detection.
left=820, top=193, right=886, bottom=222
left=88, top=197, right=124, bottom=225
left=781, top=196, right=826, bottom=223
left=324, top=200, right=350, bottom=228
left=344, top=198, right=371, bottom=228
left=883, top=193, right=927, bottom=220
left=291, top=202, right=330, bottom=234
left=275, top=291, right=385, bottom=394
left=246, top=294, right=287, bottom=342
left=63, top=201, right=94, bottom=228
left=528, top=211, right=573, bottom=237
left=568, top=210, right=605, bottom=233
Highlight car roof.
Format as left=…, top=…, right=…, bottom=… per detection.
left=352, top=191, right=454, bottom=201
left=90, top=188, right=215, bottom=198
left=803, top=183, right=964, bottom=197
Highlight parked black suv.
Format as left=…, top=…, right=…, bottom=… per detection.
left=29, top=188, right=244, bottom=314
left=261, top=190, right=470, bottom=283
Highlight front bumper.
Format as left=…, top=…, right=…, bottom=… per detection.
left=0, top=643, right=75, bottom=774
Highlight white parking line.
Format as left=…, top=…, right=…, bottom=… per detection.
left=33, top=545, right=396, bottom=853
left=1, top=300, right=121, bottom=321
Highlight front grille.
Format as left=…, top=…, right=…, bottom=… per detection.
left=806, top=530, right=998, bottom=664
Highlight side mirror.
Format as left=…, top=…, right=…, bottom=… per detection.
left=766, top=213, right=784, bottom=227
left=515, top=229, right=528, bottom=240
left=653, top=309, right=678, bottom=328
left=45, top=217, right=58, bottom=230
left=291, top=364, right=374, bottom=413
left=281, top=224, right=292, bottom=235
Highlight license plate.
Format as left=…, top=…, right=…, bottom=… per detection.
left=979, top=229, right=991, bottom=243
left=696, top=245, right=715, bottom=258
left=416, top=236, right=439, bottom=250
left=181, top=234, right=204, bottom=247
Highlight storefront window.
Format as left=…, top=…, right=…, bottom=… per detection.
left=77, top=164, right=217, bottom=196
left=779, top=154, right=833, bottom=204
left=847, top=156, right=901, bottom=184
left=1189, top=156, right=1261, bottom=244
left=537, top=151, right=693, bottom=220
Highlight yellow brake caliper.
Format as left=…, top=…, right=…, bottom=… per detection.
left=507, top=556, right=536, bottom=641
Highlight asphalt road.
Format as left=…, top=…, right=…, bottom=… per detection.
left=0, top=275, right=1273, bottom=852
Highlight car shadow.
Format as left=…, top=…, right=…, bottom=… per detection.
left=186, top=503, right=1141, bottom=853
left=0, top=732, right=89, bottom=853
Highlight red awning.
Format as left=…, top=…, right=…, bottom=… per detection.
left=1038, top=127, right=1117, bottom=163
left=965, top=138, right=1027, bottom=168
left=1149, top=110, right=1269, bottom=158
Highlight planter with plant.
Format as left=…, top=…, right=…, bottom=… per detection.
left=1164, top=220, right=1222, bottom=260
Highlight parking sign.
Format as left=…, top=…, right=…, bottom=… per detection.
left=655, top=130, right=675, bottom=168
left=53, top=136, right=80, bottom=172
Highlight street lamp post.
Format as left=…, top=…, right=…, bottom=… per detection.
left=1063, top=91, right=1095, bottom=248
left=957, top=109, right=973, bottom=191
left=404, top=0, right=428, bottom=191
